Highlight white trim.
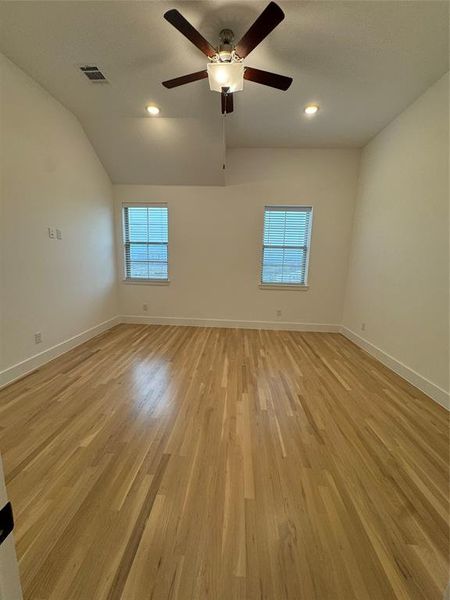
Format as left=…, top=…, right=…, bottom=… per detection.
left=121, top=315, right=340, bottom=332
left=265, top=205, right=313, bottom=213
left=341, top=327, right=449, bottom=411
left=2, top=315, right=445, bottom=412
left=122, top=279, right=170, bottom=286
left=259, top=284, right=309, bottom=291
left=0, top=316, right=121, bottom=390
left=122, top=202, right=167, bottom=209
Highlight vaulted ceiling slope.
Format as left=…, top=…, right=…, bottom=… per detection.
left=0, top=1, right=448, bottom=185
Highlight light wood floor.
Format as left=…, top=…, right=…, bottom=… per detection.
left=0, top=325, right=448, bottom=600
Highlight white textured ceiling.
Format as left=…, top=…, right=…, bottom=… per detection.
left=0, top=1, right=448, bottom=185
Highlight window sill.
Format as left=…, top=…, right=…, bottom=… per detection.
left=122, top=279, right=170, bottom=286
left=259, top=284, right=309, bottom=291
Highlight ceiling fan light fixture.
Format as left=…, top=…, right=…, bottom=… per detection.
left=207, top=62, right=244, bottom=93
left=162, top=3, right=293, bottom=114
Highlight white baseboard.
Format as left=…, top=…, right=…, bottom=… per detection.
left=3, top=317, right=446, bottom=412
left=341, top=327, right=449, bottom=411
left=121, top=314, right=341, bottom=333
left=0, top=316, right=121, bottom=390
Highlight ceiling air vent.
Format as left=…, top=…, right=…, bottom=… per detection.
left=79, top=65, right=108, bottom=83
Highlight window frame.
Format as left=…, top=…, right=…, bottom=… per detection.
left=259, top=205, right=313, bottom=290
left=122, top=202, right=170, bottom=284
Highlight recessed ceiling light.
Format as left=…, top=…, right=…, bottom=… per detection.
left=146, top=105, right=160, bottom=116
left=304, top=104, right=319, bottom=115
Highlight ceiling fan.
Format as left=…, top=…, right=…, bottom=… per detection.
left=162, top=2, right=293, bottom=114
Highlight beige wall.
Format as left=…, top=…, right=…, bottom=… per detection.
left=115, top=148, right=360, bottom=328
left=0, top=54, right=118, bottom=382
left=343, top=73, right=449, bottom=404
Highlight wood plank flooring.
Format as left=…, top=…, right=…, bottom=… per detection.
left=0, top=324, right=448, bottom=600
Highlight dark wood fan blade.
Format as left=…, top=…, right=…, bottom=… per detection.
left=235, top=2, right=284, bottom=59
left=164, top=9, right=216, bottom=58
left=244, top=66, right=292, bottom=90
left=162, top=70, right=208, bottom=89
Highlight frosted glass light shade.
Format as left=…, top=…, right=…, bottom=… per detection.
left=207, top=63, right=244, bottom=93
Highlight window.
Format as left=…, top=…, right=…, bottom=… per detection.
left=122, top=204, right=168, bottom=281
left=261, top=206, right=312, bottom=286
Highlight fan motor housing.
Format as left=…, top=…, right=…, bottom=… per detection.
left=218, top=29, right=235, bottom=61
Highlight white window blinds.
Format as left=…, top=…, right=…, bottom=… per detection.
left=123, top=204, right=168, bottom=281
left=261, top=206, right=312, bottom=285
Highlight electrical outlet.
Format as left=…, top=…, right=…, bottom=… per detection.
left=143, top=304, right=148, bottom=312
left=34, top=332, right=42, bottom=344
left=361, top=323, right=366, bottom=332
left=276, top=309, right=282, bottom=318
left=48, top=227, right=56, bottom=239
left=56, top=228, right=62, bottom=240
